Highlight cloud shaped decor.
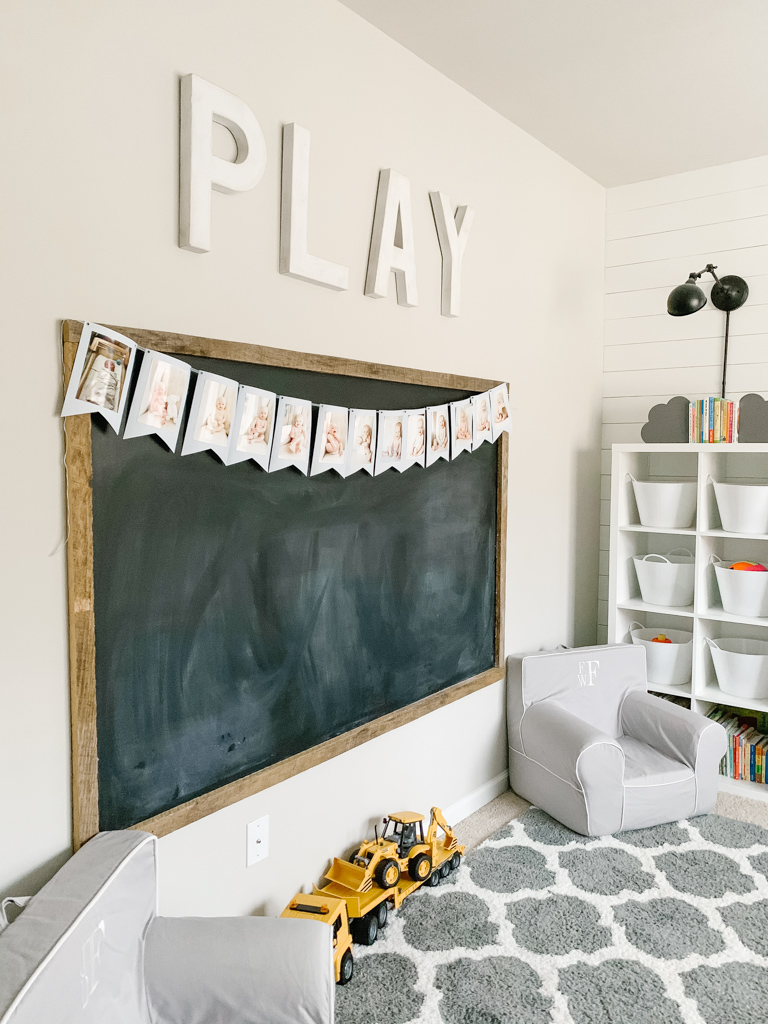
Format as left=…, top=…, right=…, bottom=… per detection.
left=737, top=394, right=768, bottom=443
left=640, top=396, right=690, bottom=443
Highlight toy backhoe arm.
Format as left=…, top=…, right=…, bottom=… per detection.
left=430, top=807, right=451, bottom=834
left=425, top=806, right=460, bottom=849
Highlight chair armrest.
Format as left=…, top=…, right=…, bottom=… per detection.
left=621, top=690, right=727, bottom=772
left=144, top=916, right=334, bottom=1024
left=520, top=701, right=625, bottom=791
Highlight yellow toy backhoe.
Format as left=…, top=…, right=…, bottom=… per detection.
left=347, top=806, right=465, bottom=889
left=282, top=806, right=465, bottom=982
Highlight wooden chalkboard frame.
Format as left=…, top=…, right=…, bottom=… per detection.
left=63, top=319, right=508, bottom=848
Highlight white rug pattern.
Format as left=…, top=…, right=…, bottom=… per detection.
left=335, top=809, right=768, bottom=1024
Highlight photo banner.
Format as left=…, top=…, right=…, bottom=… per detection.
left=61, top=323, right=509, bottom=480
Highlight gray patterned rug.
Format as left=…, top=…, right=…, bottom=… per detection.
left=335, top=809, right=768, bottom=1024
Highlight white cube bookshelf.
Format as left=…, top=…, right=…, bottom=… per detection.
left=609, top=443, right=768, bottom=804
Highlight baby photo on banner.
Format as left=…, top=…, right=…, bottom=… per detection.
left=402, top=409, right=427, bottom=470
left=181, top=371, right=239, bottom=462
left=375, top=410, right=407, bottom=475
left=490, top=383, right=511, bottom=441
left=450, top=398, right=473, bottom=458
left=269, top=395, right=312, bottom=474
left=346, top=409, right=376, bottom=477
left=123, top=351, right=191, bottom=452
left=426, top=404, right=450, bottom=467
left=472, top=391, right=493, bottom=450
left=228, top=386, right=276, bottom=469
left=310, top=405, right=348, bottom=477
left=61, top=322, right=137, bottom=433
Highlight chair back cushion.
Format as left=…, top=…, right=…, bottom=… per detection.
left=507, top=644, right=647, bottom=745
left=0, top=831, right=156, bottom=1024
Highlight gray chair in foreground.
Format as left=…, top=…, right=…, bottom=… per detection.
left=507, top=644, right=727, bottom=836
left=0, top=831, right=333, bottom=1024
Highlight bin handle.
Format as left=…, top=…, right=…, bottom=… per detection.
left=667, top=547, right=694, bottom=559
left=626, top=473, right=636, bottom=483
left=628, top=621, right=644, bottom=632
left=709, top=554, right=725, bottom=566
left=639, top=553, right=671, bottom=563
left=705, top=637, right=721, bottom=652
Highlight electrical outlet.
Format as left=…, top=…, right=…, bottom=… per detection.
left=246, top=815, right=269, bottom=867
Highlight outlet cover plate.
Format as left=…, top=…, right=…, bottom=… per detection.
left=246, top=815, right=269, bottom=867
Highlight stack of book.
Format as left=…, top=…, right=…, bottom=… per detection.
left=707, top=707, right=768, bottom=783
left=689, top=397, right=735, bottom=443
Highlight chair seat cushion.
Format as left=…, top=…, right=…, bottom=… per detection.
left=618, top=736, right=694, bottom=787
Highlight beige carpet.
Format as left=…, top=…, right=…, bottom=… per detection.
left=456, top=786, right=768, bottom=851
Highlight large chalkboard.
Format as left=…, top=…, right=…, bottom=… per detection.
left=64, top=322, right=506, bottom=842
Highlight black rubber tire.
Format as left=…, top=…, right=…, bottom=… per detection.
left=451, top=852, right=462, bottom=872
left=439, top=859, right=451, bottom=878
left=409, top=853, right=432, bottom=882
left=339, top=950, right=354, bottom=985
left=375, top=858, right=400, bottom=889
left=426, top=869, right=440, bottom=887
left=355, top=913, right=378, bottom=946
left=348, top=846, right=361, bottom=864
left=376, top=900, right=388, bottom=928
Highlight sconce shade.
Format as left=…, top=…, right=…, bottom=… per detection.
left=667, top=277, right=707, bottom=316
left=711, top=275, right=749, bottom=312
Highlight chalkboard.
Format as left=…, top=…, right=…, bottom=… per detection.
left=64, top=322, right=507, bottom=843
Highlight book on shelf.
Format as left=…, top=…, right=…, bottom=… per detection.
left=689, top=398, right=735, bottom=443
left=707, top=708, right=768, bottom=782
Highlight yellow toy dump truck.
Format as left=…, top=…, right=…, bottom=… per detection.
left=281, top=807, right=464, bottom=984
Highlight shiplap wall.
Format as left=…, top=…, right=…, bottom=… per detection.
left=598, top=155, right=768, bottom=641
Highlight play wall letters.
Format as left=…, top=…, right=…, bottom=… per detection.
left=179, top=74, right=474, bottom=316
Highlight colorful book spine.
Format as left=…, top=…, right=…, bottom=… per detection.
left=687, top=398, right=735, bottom=443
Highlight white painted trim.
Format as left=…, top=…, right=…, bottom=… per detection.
left=444, top=771, right=509, bottom=827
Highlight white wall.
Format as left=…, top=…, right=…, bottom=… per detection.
left=599, top=156, right=768, bottom=641
left=0, top=0, right=605, bottom=916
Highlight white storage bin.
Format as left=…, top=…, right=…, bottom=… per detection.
left=629, top=622, right=693, bottom=688
left=629, top=475, right=696, bottom=529
left=633, top=548, right=695, bottom=607
left=711, top=477, right=768, bottom=534
left=706, top=637, right=768, bottom=700
left=712, top=557, right=768, bottom=618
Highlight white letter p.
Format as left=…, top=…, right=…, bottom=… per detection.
left=179, top=74, right=267, bottom=253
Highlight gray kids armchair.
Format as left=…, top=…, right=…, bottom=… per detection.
left=507, top=644, right=727, bottom=836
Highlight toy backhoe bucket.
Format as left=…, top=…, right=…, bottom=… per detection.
left=325, top=858, right=371, bottom=893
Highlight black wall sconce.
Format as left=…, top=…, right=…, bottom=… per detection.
left=667, top=263, right=748, bottom=398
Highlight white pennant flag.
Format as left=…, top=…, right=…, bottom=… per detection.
left=489, top=383, right=511, bottom=441
left=472, top=391, right=493, bottom=450
left=123, top=350, right=191, bottom=452
left=311, top=405, right=349, bottom=477
left=375, top=410, right=407, bottom=475
left=269, top=395, right=312, bottom=475
left=449, top=398, right=473, bottom=458
left=228, top=386, right=277, bottom=469
left=61, top=322, right=137, bottom=433
left=401, top=408, right=427, bottom=470
left=181, top=371, right=239, bottom=462
left=426, top=404, right=451, bottom=466
left=346, top=409, right=377, bottom=477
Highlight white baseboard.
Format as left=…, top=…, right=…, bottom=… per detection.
left=444, top=771, right=510, bottom=826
